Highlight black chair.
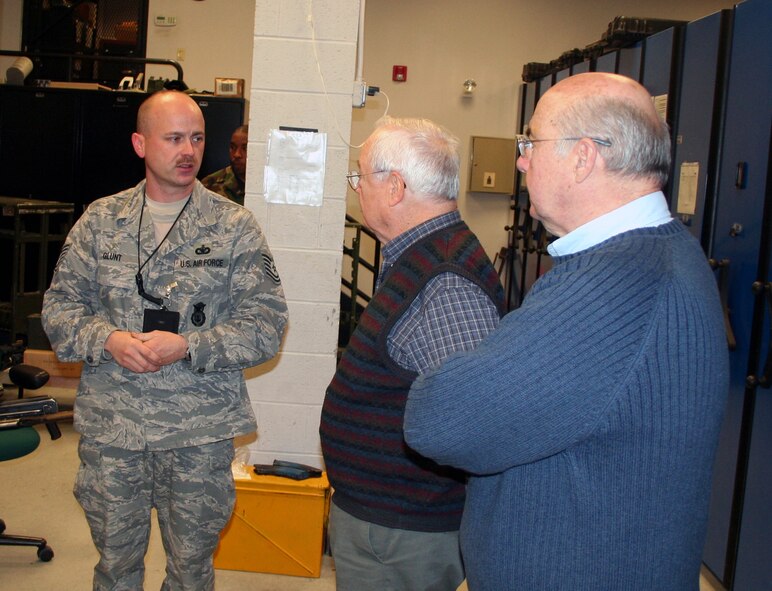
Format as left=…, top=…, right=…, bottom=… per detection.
left=0, top=364, right=72, bottom=562
left=8, top=363, right=50, bottom=399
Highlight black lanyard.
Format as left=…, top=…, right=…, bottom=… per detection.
left=135, top=193, right=190, bottom=309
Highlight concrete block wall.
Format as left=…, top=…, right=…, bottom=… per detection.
left=242, top=1, right=361, bottom=468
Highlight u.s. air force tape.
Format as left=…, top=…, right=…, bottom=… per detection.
left=262, top=253, right=281, bottom=284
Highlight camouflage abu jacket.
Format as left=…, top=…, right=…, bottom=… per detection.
left=42, top=180, right=288, bottom=450
left=201, top=165, right=245, bottom=205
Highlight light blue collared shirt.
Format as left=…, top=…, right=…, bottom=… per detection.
left=547, top=191, right=673, bottom=257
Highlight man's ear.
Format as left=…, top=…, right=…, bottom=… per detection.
left=388, top=171, right=406, bottom=206
left=131, top=132, right=146, bottom=159
left=574, top=138, right=598, bottom=183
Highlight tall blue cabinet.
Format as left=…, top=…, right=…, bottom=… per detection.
left=701, top=1, right=771, bottom=588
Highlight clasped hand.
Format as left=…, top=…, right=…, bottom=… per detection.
left=105, top=330, right=188, bottom=373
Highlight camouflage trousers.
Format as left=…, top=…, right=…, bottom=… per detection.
left=75, top=437, right=236, bottom=591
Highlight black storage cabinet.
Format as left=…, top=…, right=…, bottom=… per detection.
left=0, top=85, right=245, bottom=213
left=0, top=196, right=74, bottom=343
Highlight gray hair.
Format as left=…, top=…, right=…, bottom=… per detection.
left=364, top=117, right=460, bottom=200
left=553, top=96, right=671, bottom=187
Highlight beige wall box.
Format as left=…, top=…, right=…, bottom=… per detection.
left=215, top=78, right=244, bottom=97
left=469, top=136, right=516, bottom=194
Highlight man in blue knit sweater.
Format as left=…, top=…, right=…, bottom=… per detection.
left=320, top=118, right=505, bottom=590
left=404, top=73, right=729, bottom=590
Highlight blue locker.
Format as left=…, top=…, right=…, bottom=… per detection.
left=735, top=255, right=772, bottom=586
left=669, top=11, right=730, bottom=249
left=734, top=248, right=772, bottom=589
left=666, top=10, right=737, bottom=583
left=641, top=27, right=679, bottom=99
left=716, top=0, right=772, bottom=587
left=594, top=51, right=617, bottom=73
left=640, top=26, right=684, bottom=201
left=616, top=42, right=642, bottom=81
left=536, top=73, right=554, bottom=101
left=554, top=67, right=570, bottom=83
left=571, top=60, right=590, bottom=75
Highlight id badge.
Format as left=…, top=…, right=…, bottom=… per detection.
left=142, top=308, right=180, bottom=333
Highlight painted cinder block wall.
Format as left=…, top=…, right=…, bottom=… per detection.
left=242, top=1, right=361, bottom=468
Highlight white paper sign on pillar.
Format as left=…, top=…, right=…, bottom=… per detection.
left=264, top=129, right=327, bottom=206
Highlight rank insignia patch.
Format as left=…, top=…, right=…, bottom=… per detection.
left=262, top=253, right=281, bottom=284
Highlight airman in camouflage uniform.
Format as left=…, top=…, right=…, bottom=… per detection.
left=201, top=165, right=245, bottom=205
left=201, top=125, right=248, bottom=205
left=42, top=92, right=288, bottom=590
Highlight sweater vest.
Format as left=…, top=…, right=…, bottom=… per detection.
left=320, top=221, right=505, bottom=531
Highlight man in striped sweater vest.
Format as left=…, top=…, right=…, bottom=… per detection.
left=405, top=73, right=729, bottom=591
left=320, top=117, right=506, bottom=590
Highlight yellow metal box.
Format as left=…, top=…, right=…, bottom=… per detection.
left=214, top=467, right=330, bottom=578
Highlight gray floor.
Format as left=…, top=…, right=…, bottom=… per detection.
left=0, top=381, right=336, bottom=591
left=1, top=381, right=723, bottom=591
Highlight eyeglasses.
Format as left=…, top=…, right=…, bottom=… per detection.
left=346, top=170, right=387, bottom=191
left=516, top=134, right=612, bottom=159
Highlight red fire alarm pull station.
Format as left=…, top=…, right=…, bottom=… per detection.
left=392, top=65, right=407, bottom=82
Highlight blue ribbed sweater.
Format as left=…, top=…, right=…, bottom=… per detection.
left=404, top=221, right=729, bottom=590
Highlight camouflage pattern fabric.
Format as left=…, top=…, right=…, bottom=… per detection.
left=200, top=165, right=245, bottom=205
left=75, top=437, right=235, bottom=590
left=42, top=180, right=288, bottom=451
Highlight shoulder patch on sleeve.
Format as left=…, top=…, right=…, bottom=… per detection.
left=262, top=253, right=281, bottom=284
left=54, top=244, right=71, bottom=273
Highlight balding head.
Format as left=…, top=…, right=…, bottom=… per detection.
left=136, top=90, right=202, bottom=135
left=131, top=91, right=206, bottom=201
left=539, top=73, right=671, bottom=186
left=519, top=73, right=671, bottom=236
left=551, top=73, right=654, bottom=109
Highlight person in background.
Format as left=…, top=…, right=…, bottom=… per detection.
left=320, top=116, right=506, bottom=591
left=202, top=124, right=248, bottom=205
left=42, top=91, right=288, bottom=590
left=403, top=72, right=730, bottom=591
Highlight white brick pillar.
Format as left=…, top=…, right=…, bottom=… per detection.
left=242, top=1, right=361, bottom=467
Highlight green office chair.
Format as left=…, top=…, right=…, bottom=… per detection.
left=0, top=426, right=54, bottom=561
left=1, top=364, right=71, bottom=562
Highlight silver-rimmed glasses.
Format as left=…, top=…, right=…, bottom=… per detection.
left=346, top=170, right=387, bottom=190
left=516, top=134, right=612, bottom=159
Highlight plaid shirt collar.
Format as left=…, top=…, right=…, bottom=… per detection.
left=378, top=210, right=461, bottom=289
